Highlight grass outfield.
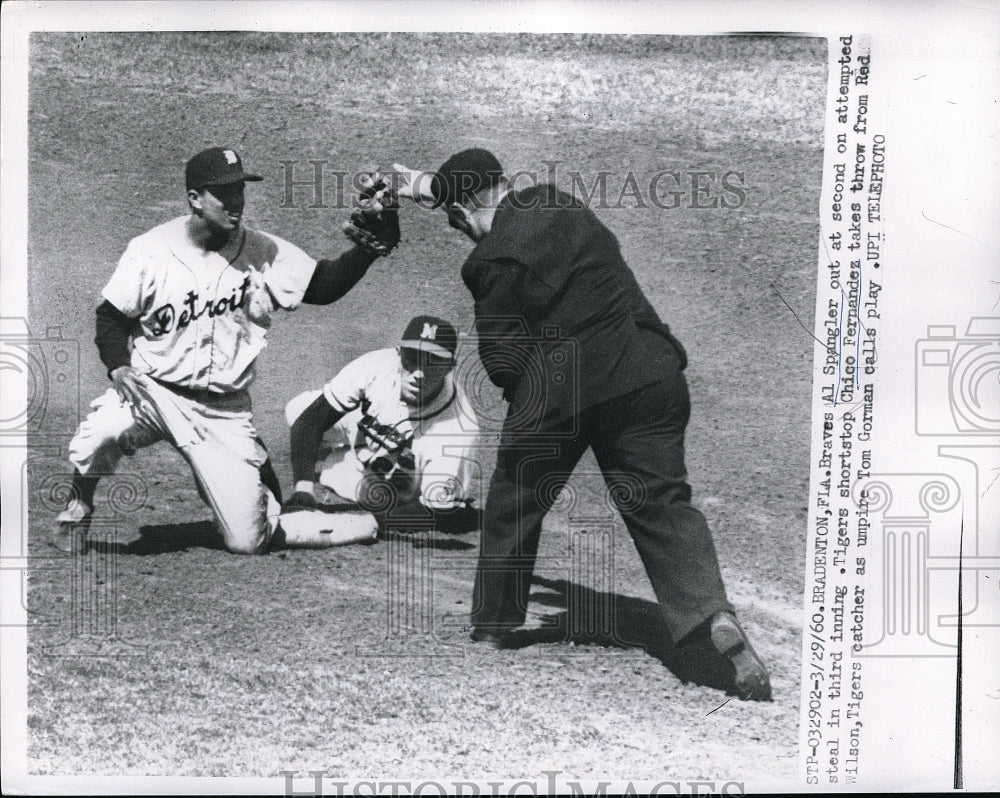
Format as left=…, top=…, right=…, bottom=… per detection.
left=25, top=33, right=826, bottom=780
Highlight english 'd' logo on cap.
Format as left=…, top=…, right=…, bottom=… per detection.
left=185, top=146, right=263, bottom=190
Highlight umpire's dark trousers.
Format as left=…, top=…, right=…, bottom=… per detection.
left=472, top=351, right=734, bottom=643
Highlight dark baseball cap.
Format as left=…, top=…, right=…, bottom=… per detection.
left=399, top=315, right=458, bottom=360
left=185, top=147, right=263, bottom=190
left=430, top=149, right=504, bottom=208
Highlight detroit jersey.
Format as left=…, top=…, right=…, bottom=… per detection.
left=102, top=216, right=316, bottom=393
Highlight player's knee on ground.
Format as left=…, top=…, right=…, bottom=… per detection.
left=214, top=483, right=280, bottom=554
left=223, top=536, right=268, bottom=555
left=219, top=516, right=277, bottom=554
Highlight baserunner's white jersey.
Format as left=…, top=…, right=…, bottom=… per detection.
left=102, top=216, right=316, bottom=393
left=322, top=347, right=471, bottom=471
left=286, top=348, right=481, bottom=510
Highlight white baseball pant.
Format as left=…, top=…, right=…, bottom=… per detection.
left=68, top=377, right=279, bottom=554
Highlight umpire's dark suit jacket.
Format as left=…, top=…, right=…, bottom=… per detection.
left=461, top=183, right=687, bottom=429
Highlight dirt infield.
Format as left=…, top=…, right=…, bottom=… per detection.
left=25, top=33, right=825, bottom=782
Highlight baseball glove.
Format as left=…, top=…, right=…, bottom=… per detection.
left=343, top=171, right=401, bottom=257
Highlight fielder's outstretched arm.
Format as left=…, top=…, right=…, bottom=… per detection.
left=301, top=247, right=380, bottom=305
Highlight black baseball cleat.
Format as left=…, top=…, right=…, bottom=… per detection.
left=469, top=627, right=509, bottom=650
left=282, top=490, right=318, bottom=513
left=709, top=612, right=772, bottom=701
left=52, top=500, right=92, bottom=553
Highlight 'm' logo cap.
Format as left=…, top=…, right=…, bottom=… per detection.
left=400, top=315, right=458, bottom=360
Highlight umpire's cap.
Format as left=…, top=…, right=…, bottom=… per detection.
left=186, top=147, right=263, bottom=190
left=400, top=315, right=458, bottom=361
left=431, top=149, right=504, bottom=208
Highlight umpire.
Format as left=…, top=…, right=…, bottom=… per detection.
left=418, top=149, right=771, bottom=701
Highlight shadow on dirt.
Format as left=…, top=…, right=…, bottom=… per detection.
left=380, top=506, right=481, bottom=551
left=106, top=520, right=479, bottom=555
left=381, top=529, right=478, bottom=551
left=112, top=520, right=226, bottom=554
left=407, top=535, right=478, bottom=551
left=508, top=575, right=739, bottom=696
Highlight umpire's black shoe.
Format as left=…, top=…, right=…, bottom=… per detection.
left=469, top=627, right=509, bottom=650
left=710, top=612, right=772, bottom=701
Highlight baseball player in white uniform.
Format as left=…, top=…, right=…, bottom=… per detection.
left=53, top=146, right=398, bottom=554
left=278, top=315, right=481, bottom=547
